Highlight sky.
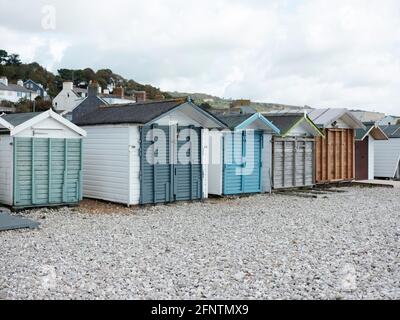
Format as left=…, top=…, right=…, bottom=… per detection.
left=1, top=0, right=400, bottom=114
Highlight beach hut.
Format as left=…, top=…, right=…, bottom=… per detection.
left=73, top=96, right=225, bottom=206
left=265, top=113, right=324, bottom=189
left=0, top=110, right=86, bottom=209
left=355, top=123, right=388, bottom=180
left=308, top=109, right=365, bottom=184
left=208, top=113, right=280, bottom=196
left=374, top=125, right=400, bottom=180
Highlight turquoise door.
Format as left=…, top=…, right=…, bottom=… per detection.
left=174, top=126, right=202, bottom=201
left=223, top=131, right=263, bottom=195
left=140, top=125, right=203, bottom=204
left=140, top=125, right=173, bottom=204
left=13, top=138, right=83, bottom=208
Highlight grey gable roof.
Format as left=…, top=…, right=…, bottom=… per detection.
left=263, top=114, right=303, bottom=135
left=1, top=112, right=42, bottom=126
left=380, top=125, right=400, bottom=138
left=0, top=82, right=31, bottom=93
left=73, top=99, right=204, bottom=126
left=308, top=108, right=365, bottom=129
left=215, top=114, right=254, bottom=129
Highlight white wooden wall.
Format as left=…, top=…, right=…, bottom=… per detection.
left=201, top=129, right=209, bottom=198
left=374, top=138, right=400, bottom=178
left=368, top=136, right=375, bottom=180
left=0, top=135, right=13, bottom=206
left=128, top=126, right=141, bottom=205
left=262, top=133, right=273, bottom=193
left=208, top=130, right=223, bottom=195
left=15, top=117, right=83, bottom=139
left=82, top=125, right=132, bottom=205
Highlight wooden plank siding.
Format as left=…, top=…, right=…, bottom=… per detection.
left=272, top=136, right=315, bottom=189
left=315, top=128, right=355, bottom=183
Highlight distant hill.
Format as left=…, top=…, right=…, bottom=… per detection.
left=0, top=49, right=169, bottom=100
left=168, top=91, right=309, bottom=113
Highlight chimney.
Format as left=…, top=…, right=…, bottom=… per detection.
left=88, top=82, right=99, bottom=97
left=63, top=81, right=73, bottom=91
left=113, top=87, right=124, bottom=98
left=135, top=91, right=146, bottom=102
left=17, top=79, right=24, bottom=87
left=0, top=76, right=8, bottom=86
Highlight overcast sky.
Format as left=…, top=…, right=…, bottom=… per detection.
left=1, top=0, right=400, bottom=114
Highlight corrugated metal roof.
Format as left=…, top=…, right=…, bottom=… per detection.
left=380, top=125, right=400, bottom=138
left=308, top=108, right=365, bottom=129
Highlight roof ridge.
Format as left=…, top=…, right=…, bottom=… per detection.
left=100, top=98, right=185, bottom=109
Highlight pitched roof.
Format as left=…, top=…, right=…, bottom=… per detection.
left=0, top=110, right=86, bottom=137
left=73, top=99, right=183, bottom=125
left=1, top=112, right=42, bottom=126
left=355, top=122, right=388, bottom=141
left=72, top=98, right=225, bottom=128
left=263, top=114, right=303, bottom=135
left=0, top=82, right=31, bottom=93
left=217, top=114, right=254, bottom=129
left=380, top=125, right=400, bottom=138
left=308, top=108, right=365, bottom=129
left=215, top=113, right=280, bottom=133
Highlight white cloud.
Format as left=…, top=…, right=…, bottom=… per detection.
left=0, top=0, right=400, bottom=114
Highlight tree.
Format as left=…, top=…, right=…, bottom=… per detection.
left=6, top=53, right=22, bottom=66
left=0, top=49, right=8, bottom=65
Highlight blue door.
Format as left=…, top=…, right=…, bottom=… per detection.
left=140, top=125, right=173, bottom=204
left=174, top=126, right=202, bottom=201
left=140, top=125, right=203, bottom=204
left=223, top=131, right=262, bottom=195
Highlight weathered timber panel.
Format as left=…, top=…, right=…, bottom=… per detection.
left=315, top=129, right=355, bottom=183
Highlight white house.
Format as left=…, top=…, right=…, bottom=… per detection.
left=52, top=81, right=85, bottom=113
left=0, top=77, right=37, bottom=103
left=374, top=125, right=400, bottom=179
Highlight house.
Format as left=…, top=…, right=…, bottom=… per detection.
left=208, top=113, right=280, bottom=196
left=308, top=108, right=365, bottom=184
left=355, top=122, right=388, bottom=180
left=0, top=77, right=36, bottom=103
left=73, top=87, right=88, bottom=98
left=23, top=79, right=47, bottom=98
left=72, top=89, right=225, bottom=206
left=264, top=113, right=324, bottom=189
left=0, top=110, right=86, bottom=209
left=374, top=125, right=400, bottom=180
left=52, top=81, right=85, bottom=113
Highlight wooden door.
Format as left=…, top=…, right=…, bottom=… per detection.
left=355, top=138, right=369, bottom=180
